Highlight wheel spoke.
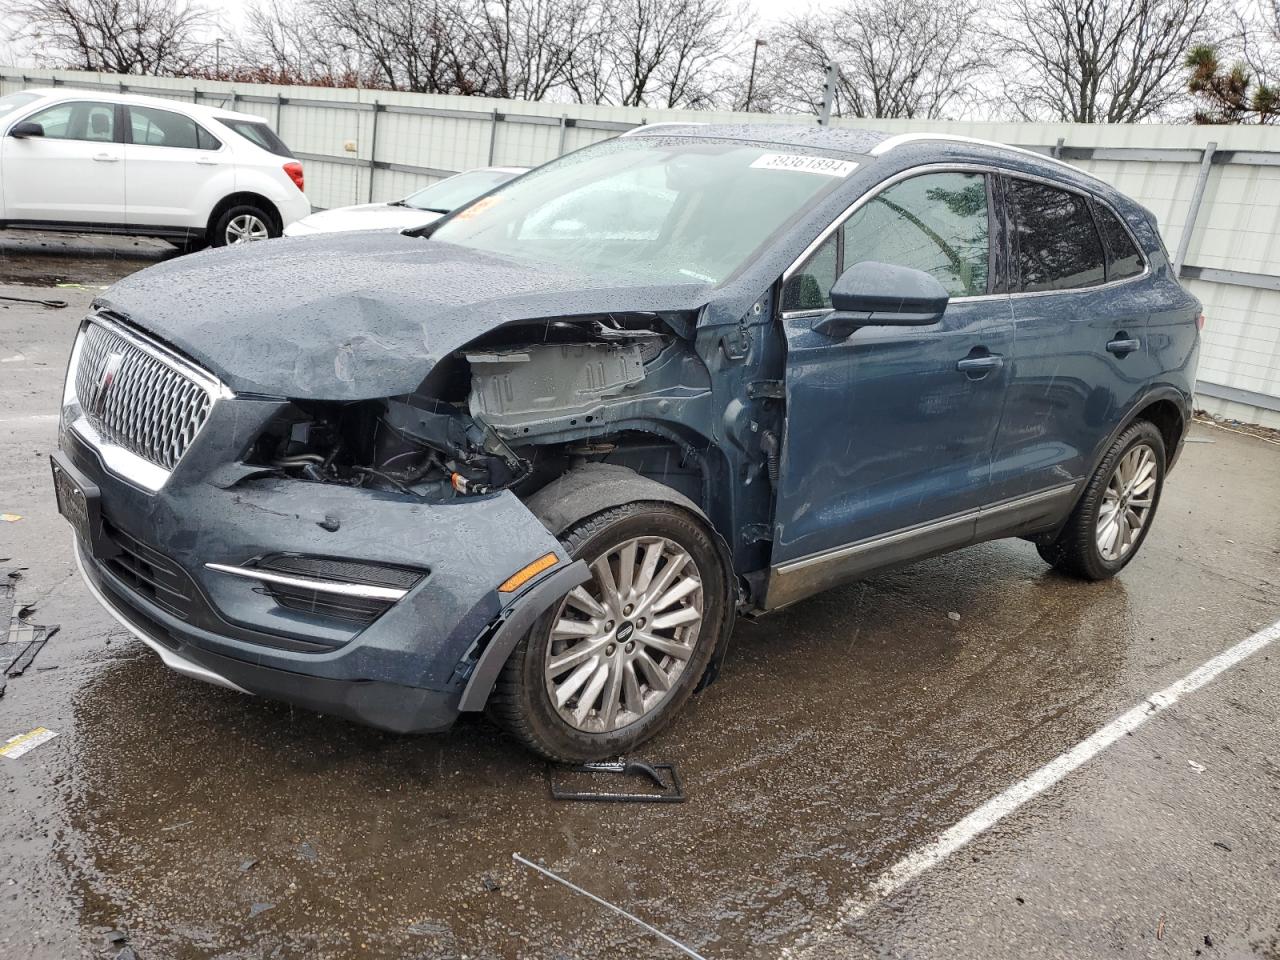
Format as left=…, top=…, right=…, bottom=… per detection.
left=598, top=659, right=624, bottom=728
left=552, top=617, right=597, bottom=640
left=633, top=540, right=662, bottom=597
left=591, top=557, right=623, bottom=617
left=546, top=637, right=609, bottom=679
left=649, top=574, right=700, bottom=614
left=564, top=586, right=607, bottom=619
left=651, top=605, right=701, bottom=630
left=622, top=661, right=643, bottom=715
left=636, top=550, right=689, bottom=615
left=571, top=662, right=610, bottom=726
left=615, top=540, right=637, bottom=603
left=636, top=630, right=693, bottom=661
left=634, top=652, right=671, bottom=693
left=555, top=658, right=599, bottom=708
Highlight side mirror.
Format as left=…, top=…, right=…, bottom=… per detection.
left=813, top=260, right=949, bottom=340
left=9, top=121, right=44, bottom=139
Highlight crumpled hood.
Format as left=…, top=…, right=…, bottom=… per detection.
left=96, top=231, right=710, bottom=401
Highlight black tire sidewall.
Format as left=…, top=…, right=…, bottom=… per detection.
left=211, top=204, right=278, bottom=247
left=511, top=504, right=728, bottom=762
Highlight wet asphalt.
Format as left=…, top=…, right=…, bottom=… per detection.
left=1, top=231, right=1278, bottom=960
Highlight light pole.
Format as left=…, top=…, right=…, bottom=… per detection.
left=215, top=38, right=223, bottom=74
left=745, top=38, right=767, bottom=111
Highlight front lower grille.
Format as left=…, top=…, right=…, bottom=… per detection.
left=75, top=318, right=217, bottom=472
left=254, top=556, right=424, bottom=626
left=101, top=518, right=196, bottom=621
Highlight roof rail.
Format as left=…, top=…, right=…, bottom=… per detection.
left=619, top=121, right=708, bottom=138
left=869, top=133, right=1080, bottom=172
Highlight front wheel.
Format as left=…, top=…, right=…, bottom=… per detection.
left=210, top=203, right=278, bottom=247
left=488, top=502, right=729, bottom=762
left=1037, top=420, right=1166, bottom=580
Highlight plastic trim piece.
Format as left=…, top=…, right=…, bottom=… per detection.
left=204, top=563, right=410, bottom=601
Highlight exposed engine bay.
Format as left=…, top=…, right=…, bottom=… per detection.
left=247, top=312, right=712, bottom=504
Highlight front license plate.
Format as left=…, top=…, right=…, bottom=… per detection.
left=50, top=453, right=101, bottom=553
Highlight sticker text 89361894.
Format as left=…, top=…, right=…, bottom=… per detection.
left=749, top=154, right=859, bottom=177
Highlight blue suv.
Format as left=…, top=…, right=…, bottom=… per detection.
left=54, top=126, right=1200, bottom=761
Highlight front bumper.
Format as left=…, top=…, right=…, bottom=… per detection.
left=58, top=392, right=583, bottom=734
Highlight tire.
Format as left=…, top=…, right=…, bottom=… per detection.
left=1037, top=419, right=1166, bottom=580
left=210, top=203, right=278, bottom=247
left=488, top=502, right=729, bottom=762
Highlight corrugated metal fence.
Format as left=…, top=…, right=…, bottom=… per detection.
left=3, top=67, right=1279, bottom=428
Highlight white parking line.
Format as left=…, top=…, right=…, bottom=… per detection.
left=789, top=616, right=1280, bottom=956
left=0, top=414, right=59, bottom=423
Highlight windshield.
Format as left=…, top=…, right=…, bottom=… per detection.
left=0, top=93, right=40, bottom=120
left=404, top=169, right=520, bottom=213
left=430, top=139, right=858, bottom=286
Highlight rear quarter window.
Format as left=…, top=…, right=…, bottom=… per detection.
left=219, top=118, right=293, bottom=158
left=1093, top=203, right=1145, bottom=281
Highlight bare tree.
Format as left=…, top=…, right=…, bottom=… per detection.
left=237, top=0, right=369, bottom=84
left=566, top=0, right=746, bottom=107
left=995, top=0, right=1214, bottom=123
left=748, top=0, right=989, bottom=119
left=462, top=0, right=601, bottom=100
left=9, top=0, right=215, bottom=75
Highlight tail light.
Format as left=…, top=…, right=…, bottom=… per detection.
left=1196, top=312, right=1205, bottom=331
left=283, top=161, right=304, bottom=193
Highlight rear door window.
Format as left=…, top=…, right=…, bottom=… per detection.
left=1093, top=202, right=1145, bottom=281
left=1008, top=179, right=1106, bottom=292
left=127, top=105, right=218, bottom=150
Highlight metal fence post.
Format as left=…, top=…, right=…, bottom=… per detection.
left=368, top=101, right=382, bottom=203
left=275, top=94, right=283, bottom=133
left=818, top=63, right=839, bottom=126
left=558, top=115, right=568, bottom=156
left=1174, top=140, right=1217, bottom=275
left=1052, top=136, right=1065, bottom=159
left=488, top=109, right=500, bottom=165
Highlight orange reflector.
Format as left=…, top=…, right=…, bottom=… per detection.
left=498, top=552, right=558, bottom=592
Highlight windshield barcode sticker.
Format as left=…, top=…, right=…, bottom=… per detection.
left=750, top=154, right=859, bottom=177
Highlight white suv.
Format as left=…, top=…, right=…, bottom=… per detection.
left=0, top=88, right=310, bottom=248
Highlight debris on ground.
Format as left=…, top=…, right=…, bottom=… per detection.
left=0, top=726, right=58, bottom=759
left=1212, top=841, right=1232, bottom=852
left=1, top=514, right=22, bottom=523
left=549, top=760, right=686, bottom=803
left=481, top=875, right=501, bottom=892
left=239, top=858, right=259, bottom=873
left=947, top=611, right=962, bottom=622
left=1188, top=760, right=1207, bottom=773
left=1156, top=914, right=1166, bottom=940
left=248, top=902, right=274, bottom=918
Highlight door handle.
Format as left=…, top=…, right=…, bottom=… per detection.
left=92, top=153, right=119, bottom=163
left=196, top=157, right=218, bottom=165
left=1106, top=338, right=1141, bottom=356
left=956, top=354, right=1005, bottom=374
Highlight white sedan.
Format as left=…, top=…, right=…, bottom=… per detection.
left=284, top=166, right=526, bottom=236
left=0, top=88, right=310, bottom=247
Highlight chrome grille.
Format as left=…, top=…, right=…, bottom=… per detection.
left=74, top=319, right=216, bottom=472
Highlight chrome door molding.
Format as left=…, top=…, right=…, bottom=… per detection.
left=764, top=482, right=1079, bottom=611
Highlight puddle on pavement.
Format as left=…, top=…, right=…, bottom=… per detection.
left=44, top=541, right=1147, bottom=959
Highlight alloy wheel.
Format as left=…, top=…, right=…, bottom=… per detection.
left=1096, top=443, right=1157, bottom=562
left=225, top=214, right=270, bottom=244
left=544, top=536, right=704, bottom=733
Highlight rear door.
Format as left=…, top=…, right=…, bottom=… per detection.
left=122, top=104, right=225, bottom=228
left=767, top=169, right=1014, bottom=606
left=1, top=100, right=125, bottom=223
left=989, top=176, right=1157, bottom=502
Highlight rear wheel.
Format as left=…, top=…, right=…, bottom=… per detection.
left=488, top=502, right=728, bottom=762
left=1037, top=420, right=1166, bottom=580
left=210, top=203, right=278, bottom=247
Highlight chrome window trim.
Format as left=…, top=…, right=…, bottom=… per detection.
left=868, top=133, right=1082, bottom=174
left=778, top=161, right=1151, bottom=320
left=204, top=563, right=410, bottom=602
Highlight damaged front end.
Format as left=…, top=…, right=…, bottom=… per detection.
left=245, top=311, right=709, bottom=507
